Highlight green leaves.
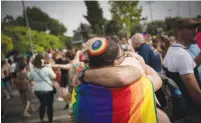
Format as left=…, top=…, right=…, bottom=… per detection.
left=1, top=33, right=13, bottom=53
left=146, top=20, right=167, bottom=35
left=84, top=1, right=104, bottom=35
left=109, top=1, right=142, bottom=37
left=2, top=25, right=66, bottom=54
left=105, top=19, right=121, bottom=35
left=4, top=7, right=67, bottom=36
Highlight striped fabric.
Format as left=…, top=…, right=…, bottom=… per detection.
left=71, top=76, right=158, bottom=123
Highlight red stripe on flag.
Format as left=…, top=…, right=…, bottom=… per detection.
left=110, top=86, right=131, bottom=123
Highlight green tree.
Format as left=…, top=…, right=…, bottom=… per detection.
left=109, top=1, right=142, bottom=37
left=1, top=33, right=14, bottom=54
left=130, top=23, right=143, bottom=36
left=2, top=25, right=65, bottom=53
left=105, top=19, right=121, bottom=35
left=58, top=35, right=73, bottom=49
left=196, top=15, right=201, bottom=19
left=48, top=18, right=67, bottom=35
left=146, top=20, right=167, bottom=35
left=14, top=7, right=67, bottom=35
left=3, top=15, right=16, bottom=25
left=84, top=1, right=104, bottom=34
left=80, top=23, right=92, bottom=41
left=165, top=17, right=179, bottom=30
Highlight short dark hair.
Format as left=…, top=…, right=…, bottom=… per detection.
left=66, top=50, right=75, bottom=61
left=17, top=63, right=27, bottom=72
left=33, top=53, right=44, bottom=68
left=8, top=59, right=12, bottom=65
left=88, top=36, right=119, bottom=69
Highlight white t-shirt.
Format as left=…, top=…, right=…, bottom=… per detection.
left=28, top=67, right=56, bottom=91
left=164, top=43, right=196, bottom=75
left=10, top=63, right=16, bottom=73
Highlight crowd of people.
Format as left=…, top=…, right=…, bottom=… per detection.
left=1, top=18, right=201, bottom=123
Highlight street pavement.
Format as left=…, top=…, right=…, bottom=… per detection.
left=2, top=90, right=71, bottom=123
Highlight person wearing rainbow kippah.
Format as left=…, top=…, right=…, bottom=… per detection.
left=71, top=36, right=170, bottom=123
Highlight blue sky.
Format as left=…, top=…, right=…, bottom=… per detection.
left=2, top=1, right=201, bottom=36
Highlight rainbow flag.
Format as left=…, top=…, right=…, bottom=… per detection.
left=72, top=76, right=158, bottom=123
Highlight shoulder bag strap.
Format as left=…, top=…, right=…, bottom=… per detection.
left=33, top=67, right=53, bottom=88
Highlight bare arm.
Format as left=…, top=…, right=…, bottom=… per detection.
left=181, top=73, right=201, bottom=105
left=50, top=64, right=72, bottom=70
left=84, top=66, right=141, bottom=87
left=127, top=51, right=162, bottom=91
left=145, top=65, right=162, bottom=92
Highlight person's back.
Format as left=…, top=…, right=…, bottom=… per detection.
left=28, top=53, right=56, bottom=123
left=137, top=43, right=162, bottom=72
left=72, top=76, right=157, bottom=123
left=28, top=66, right=55, bottom=91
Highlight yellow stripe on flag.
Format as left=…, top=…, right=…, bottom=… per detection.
left=141, top=77, right=158, bottom=123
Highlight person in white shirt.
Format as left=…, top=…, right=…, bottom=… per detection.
left=28, top=53, right=56, bottom=123
left=164, top=18, right=201, bottom=122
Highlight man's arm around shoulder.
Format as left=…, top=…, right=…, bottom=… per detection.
left=84, top=66, right=141, bottom=87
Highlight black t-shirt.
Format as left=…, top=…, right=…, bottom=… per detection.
left=55, top=58, right=69, bottom=75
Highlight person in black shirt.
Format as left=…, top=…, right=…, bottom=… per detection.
left=55, top=50, right=69, bottom=88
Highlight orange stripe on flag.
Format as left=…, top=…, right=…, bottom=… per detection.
left=129, top=78, right=144, bottom=123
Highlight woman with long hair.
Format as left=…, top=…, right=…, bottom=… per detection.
left=28, top=53, right=56, bottom=123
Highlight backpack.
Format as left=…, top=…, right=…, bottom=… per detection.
left=156, top=73, right=187, bottom=121
left=15, top=72, right=28, bottom=91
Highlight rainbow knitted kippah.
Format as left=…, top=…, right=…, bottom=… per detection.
left=88, top=39, right=109, bottom=56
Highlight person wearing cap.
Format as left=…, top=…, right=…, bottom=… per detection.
left=164, top=18, right=201, bottom=122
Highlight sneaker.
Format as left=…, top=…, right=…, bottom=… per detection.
left=23, top=112, right=31, bottom=117
left=57, top=97, right=64, bottom=102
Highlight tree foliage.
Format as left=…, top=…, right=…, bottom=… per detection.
left=80, top=23, right=92, bottom=41
left=48, top=18, right=67, bottom=35
left=84, top=1, right=104, bottom=34
left=1, top=33, right=14, bottom=54
left=105, top=19, right=121, bottom=35
left=109, top=1, right=142, bottom=37
left=2, top=25, right=65, bottom=53
left=165, top=17, right=179, bottom=30
left=130, top=23, right=143, bottom=36
left=146, top=20, right=167, bottom=35
left=58, top=35, right=73, bottom=49
left=4, top=7, right=67, bottom=36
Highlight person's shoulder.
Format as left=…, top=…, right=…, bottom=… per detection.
left=141, top=43, right=150, bottom=48
left=139, top=44, right=151, bottom=52
left=120, top=57, right=140, bottom=66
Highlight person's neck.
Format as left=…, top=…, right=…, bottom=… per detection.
left=176, top=38, right=190, bottom=48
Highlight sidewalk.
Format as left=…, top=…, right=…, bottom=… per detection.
left=2, top=90, right=71, bottom=123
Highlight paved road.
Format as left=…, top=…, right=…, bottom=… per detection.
left=2, top=90, right=71, bottom=123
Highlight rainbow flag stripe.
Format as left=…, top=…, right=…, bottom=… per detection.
left=72, top=76, right=158, bottom=123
